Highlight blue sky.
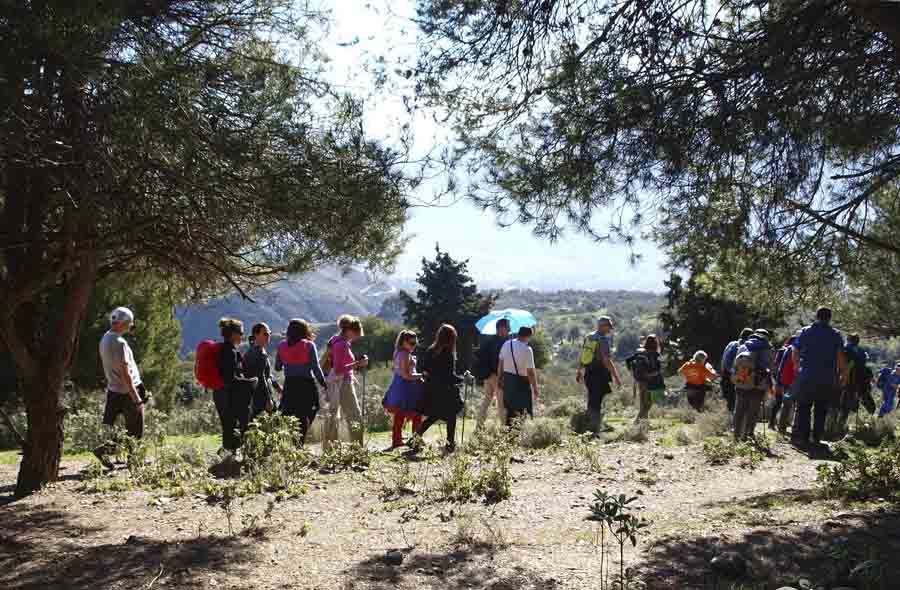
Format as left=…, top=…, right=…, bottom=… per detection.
left=320, top=1, right=668, bottom=292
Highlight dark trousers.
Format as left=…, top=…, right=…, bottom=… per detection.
left=686, top=384, right=709, bottom=412
left=794, top=400, right=830, bottom=442
left=417, top=414, right=457, bottom=448
left=214, top=388, right=251, bottom=452
left=769, top=392, right=784, bottom=427
left=95, top=390, right=145, bottom=458
left=721, top=377, right=736, bottom=413
left=280, top=377, right=319, bottom=445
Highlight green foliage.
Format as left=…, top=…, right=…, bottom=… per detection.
left=701, top=437, right=766, bottom=471
left=241, top=413, right=313, bottom=493
left=564, top=433, right=603, bottom=474
left=851, top=414, right=898, bottom=447
left=400, top=246, right=495, bottom=365
left=518, top=417, right=565, bottom=449
left=356, top=316, right=406, bottom=368
left=414, top=0, right=900, bottom=315
left=3, top=0, right=411, bottom=494
left=547, top=398, right=582, bottom=418
left=817, top=439, right=900, bottom=501
left=695, top=404, right=733, bottom=439
left=587, top=490, right=651, bottom=589
left=659, top=272, right=781, bottom=371
left=319, top=441, right=373, bottom=472
left=528, top=329, right=551, bottom=370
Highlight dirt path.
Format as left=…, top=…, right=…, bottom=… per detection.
left=2, top=427, right=896, bottom=590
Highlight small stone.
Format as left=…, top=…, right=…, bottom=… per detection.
left=385, top=550, right=404, bottom=566
left=664, top=453, right=675, bottom=460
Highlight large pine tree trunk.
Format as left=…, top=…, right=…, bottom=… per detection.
left=12, top=256, right=98, bottom=496
left=15, top=376, right=66, bottom=495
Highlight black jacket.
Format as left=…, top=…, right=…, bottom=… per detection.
left=418, top=348, right=464, bottom=419
left=218, top=341, right=254, bottom=397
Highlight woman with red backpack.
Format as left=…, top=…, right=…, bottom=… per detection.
left=275, top=318, right=327, bottom=445
left=773, top=333, right=800, bottom=434
left=215, top=318, right=258, bottom=456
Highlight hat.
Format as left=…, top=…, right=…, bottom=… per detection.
left=597, top=316, right=614, bottom=329
left=110, top=307, right=135, bottom=324
left=753, top=329, right=770, bottom=339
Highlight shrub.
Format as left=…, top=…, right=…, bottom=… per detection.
left=519, top=417, right=565, bottom=449
left=547, top=398, right=582, bottom=418
left=606, top=422, right=649, bottom=444
left=166, top=402, right=220, bottom=436
left=564, top=433, right=603, bottom=473
left=669, top=402, right=699, bottom=425
left=852, top=414, right=898, bottom=447
left=475, top=454, right=512, bottom=504
left=702, top=437, right=766, bottom=470
left=818, top=439, right=900, bottom=500
left=673, top=427, right=694, bottom=446
left=696, top=405, right=732, bottom=438
left=320, top=441, right=372, bottom=472
left=242, top=413, right=313, bottom=492
left=441, top=454, right=478, bottom=502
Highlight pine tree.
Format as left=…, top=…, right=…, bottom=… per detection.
left=400, top=246, right=496, bottom=368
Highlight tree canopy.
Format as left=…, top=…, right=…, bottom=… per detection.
left=1, top=1, right=411, bottom=494
left=412, top=0, right=900, bottom=309
left=400, top=246, right=495, bottom=366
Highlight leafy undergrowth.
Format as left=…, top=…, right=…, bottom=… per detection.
left=818, top=438, right=900, bottom=501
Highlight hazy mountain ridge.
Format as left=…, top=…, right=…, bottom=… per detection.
left=177, top=267, right=404, bottom=354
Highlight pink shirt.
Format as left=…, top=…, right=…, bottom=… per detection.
left=330, top=335, right=355, bottom=379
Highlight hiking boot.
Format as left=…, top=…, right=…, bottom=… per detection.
left=93, top=449, right=114, bottom=471
left=442, top=444, right=456, bottom=456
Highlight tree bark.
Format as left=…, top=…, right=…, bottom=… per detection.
left=14, top=376, right=66, bottom=496
left=14, top=254, right=98, bottom=496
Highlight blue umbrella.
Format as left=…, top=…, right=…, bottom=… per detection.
left=476, top=309, right=537, bottom=335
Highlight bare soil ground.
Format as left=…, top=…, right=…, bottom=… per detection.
left=2, top=417, right=898, bottom=590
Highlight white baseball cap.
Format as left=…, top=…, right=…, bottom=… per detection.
left=110, top=307, right=135, bottom=324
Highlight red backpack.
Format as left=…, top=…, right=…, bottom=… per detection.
left=195, top=340, right=225, bottom=390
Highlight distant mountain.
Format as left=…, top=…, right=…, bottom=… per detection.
left=176, top=267, right=408, bottom=354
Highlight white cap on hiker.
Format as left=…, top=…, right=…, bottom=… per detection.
left=597, top=316, right=614, bottom=329
left=110, top=307, right=135, bottom=325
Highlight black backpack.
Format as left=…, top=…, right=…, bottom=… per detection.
left=626, top=351, right=651, bottom=382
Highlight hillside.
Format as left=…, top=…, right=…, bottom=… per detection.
left=176, top=267, right=407, bottom=354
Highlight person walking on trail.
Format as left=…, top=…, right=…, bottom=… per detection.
left=275, top=318, right=326, bottom=445
left=791, top=307, right=847, bottom=446
left=732, top=329, right=773, bottom=441
left=244, top=323, right=281, bottom=421
left=876, top=363, right=900, bottom=417
left=382, top=330, right=424, bottom=450
left=94, top=307, right=149, bottom=469
left=215, top=318, right=258, bottom=456
left=773, top=334, right=800, bottom=434
left=410, top=324, right=465, bottom=454
left=576, top=317, right=622, bottom=434
left=679, top=350, right=718, bottom=412
left=628, top=334, right=663, bottom=422
left=721, top=328, right=753, bottom=414
left=322, top=315, right=368, bottom=450
left=840, top=334, right=875, bottom=425
left=474, top=318, right=511, bottom=428
left=499, top=326, right=541, bottom=427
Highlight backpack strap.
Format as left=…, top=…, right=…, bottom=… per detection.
left=507, top=340, right=521, bottom=376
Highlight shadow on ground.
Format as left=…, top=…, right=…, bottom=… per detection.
left=350, top=544, right=563, bottom=590
left=638, top=504, right=900, bottom=589
left=0, top=505, right=257, bottom=590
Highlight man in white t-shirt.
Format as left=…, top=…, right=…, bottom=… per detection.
left=94, top=307, right=147, bottom=468
left=497, top=326, right=540, bottom=426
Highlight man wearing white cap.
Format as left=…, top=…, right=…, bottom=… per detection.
left=94, top=307, right=147, bottom=468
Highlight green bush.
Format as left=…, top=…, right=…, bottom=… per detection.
left=547, top=398, right=582, bottom=418
left=696, top=404, right=732, bottom=438
left=852, top=414, right=898, bottom=447
left=242, top=413, right=313, bottom=492
left=166, top=401, right=220, bottom=436
left=519, top=417, right=565, bottom=449
left=818, top=439, right=900, bottom=500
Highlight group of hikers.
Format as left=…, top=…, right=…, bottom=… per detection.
left=92, top=303, right=899, bottom=468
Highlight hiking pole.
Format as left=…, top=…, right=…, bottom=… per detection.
left=361, top=365, right=368, bottom=448
left=461, top=372, right=473, bottom=448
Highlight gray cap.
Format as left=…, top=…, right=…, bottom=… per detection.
left=597, top=316, right=614, bottom=329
